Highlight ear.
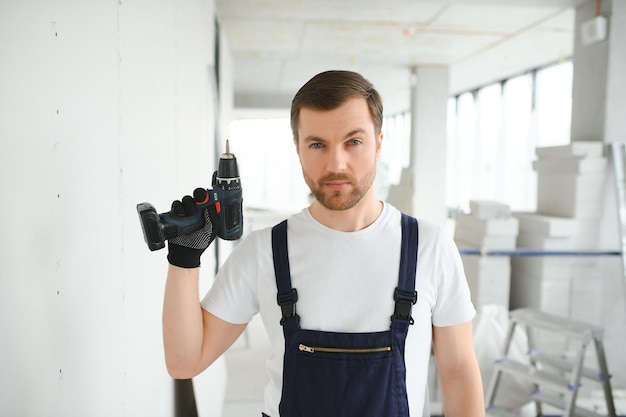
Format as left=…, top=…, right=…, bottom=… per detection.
left=375, top=132, right=383, bottom=161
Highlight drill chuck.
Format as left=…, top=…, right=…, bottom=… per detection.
left=215, top=141, right=240, bottom=189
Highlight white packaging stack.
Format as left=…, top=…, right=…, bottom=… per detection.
left=513, top=212, right=578, bottom=250
left=510, top=141, right=606, bottom=352
left=570, top=258, right=603, bottom=324
left=462, top=256, right=512, bottom=308
left=534, top=141, right=606, bottom=221
left=455, top=200, right=518, bottom=310
left=510, top=256, right=572, bottom=312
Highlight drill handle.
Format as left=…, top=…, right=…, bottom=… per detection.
left=215, top=189, right=244, bottom=241
left=136, top=198, right=214, bottom=252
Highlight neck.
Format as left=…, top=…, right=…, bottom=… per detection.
left=308, top=195, right=384, bottom=232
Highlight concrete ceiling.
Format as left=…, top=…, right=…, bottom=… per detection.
left=216, top=0, right=589, bottom=113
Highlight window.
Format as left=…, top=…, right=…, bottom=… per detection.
left=535, top=61, right=573, bottom=147
left=377, top=112, right=411, bottom=199
left=228, top=118, right=310, bottom=212
left=447, top=60, right=573, bottom=213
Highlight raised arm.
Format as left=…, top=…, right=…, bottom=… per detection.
left=433, top=320, right=485, bottom=417
left=160, top=191, right=247, bottom=379
left=163, top=264, right=246, bottom=379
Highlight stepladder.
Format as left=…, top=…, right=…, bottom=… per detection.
left=486, top=308, right=617, bottom=417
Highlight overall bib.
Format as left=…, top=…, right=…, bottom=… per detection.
left=266, top=213, right=419, bottom=417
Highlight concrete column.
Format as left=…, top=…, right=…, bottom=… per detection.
left=571, top=0, right=626, bottom=389
left=571, top=0, right=626, bottom=248
left=570, top=0, right=626, bottom=247
left=571, top=0, right=626, bottom=143
left=604, top=0, right=626, bottom=143
left=411, top=66, right=450, bottom=227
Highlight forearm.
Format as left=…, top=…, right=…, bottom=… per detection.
left=162, top=264, right=204, bottom=378
left=433, top=321, right=486, bottom=417
left=439, top=361, right=485, bottom=417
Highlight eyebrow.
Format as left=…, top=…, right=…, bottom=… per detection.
left=344, top=128, right=367, bottom=139
left=302, top=135, right=326, bottom=144
left=302, top=128, right=368, bottom=144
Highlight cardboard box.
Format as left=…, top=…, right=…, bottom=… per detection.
left=456, top=212, right=519, bottom=236
left=536, top=173, right=605, bottom=218
left=509, top=270, right=571, bottom=314
left=509, top=251, right=604, bottom=353
left=513, top=212, right=578, bottom=237
left=469, top=200, right=511, bottom=219
left=570, top=259, right=603, bottom=324
left=462, top=255, right=511, bottom=309
left=535, top=141, right=604, bottom=159
left=532, top=157, right=606, bottom=175
left=511, top=257, right=573, bottom=279
left=571, top=218, right=601, bottom=249
left=516, top=233, right=574, bottom=250
left=454, top=227, right=517, bottom=250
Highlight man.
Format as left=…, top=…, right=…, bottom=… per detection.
left=162, top=70, right=485, bottom=417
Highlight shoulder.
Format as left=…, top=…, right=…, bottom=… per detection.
left=415, top=218, right=450, bottom=246
left=384, top=204, right=453, bottom=248
left=236, top=209, right=310, bottom=250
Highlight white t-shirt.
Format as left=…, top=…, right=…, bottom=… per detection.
left=201, top=202, right=475, bottom=417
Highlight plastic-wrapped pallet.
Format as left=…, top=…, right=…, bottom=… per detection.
left=514, top=212, right=578, bottom=250
left=510, top=141, right=606, bottom=352
left=533, top=140, right=606, bottom=221
left=455, top=200, right=518, bottom=310
left=510, top=212, right=577, bottom=327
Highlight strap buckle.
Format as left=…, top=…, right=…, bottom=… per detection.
left=392, top=287, right=418, bottom=324
left=277, top=289, right=300, bottom=324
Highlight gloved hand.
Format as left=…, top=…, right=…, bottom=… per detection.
left=167, top=188, right=219, bottom=268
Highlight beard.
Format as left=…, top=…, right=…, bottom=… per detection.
left=303, top=168, right=376, bottom=211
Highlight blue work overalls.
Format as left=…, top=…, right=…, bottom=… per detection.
left=265, top=213, right=419, bottom=417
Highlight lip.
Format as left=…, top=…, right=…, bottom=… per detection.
left=324, top=180, right=350, bottom=189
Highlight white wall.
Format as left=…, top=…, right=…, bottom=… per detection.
left=0, top=0, right=231, bottom=415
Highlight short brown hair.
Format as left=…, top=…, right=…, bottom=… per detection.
left=290, top=70, right=383, bottom=141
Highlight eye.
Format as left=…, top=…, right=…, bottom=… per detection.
left=347, top=139, right=362, bottom=146
left=309, top=142, right=324, bottom=149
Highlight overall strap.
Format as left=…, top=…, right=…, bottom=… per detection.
left=271, top=220, right=299, bottom=324
left=392, top=213, right=419, bottom=324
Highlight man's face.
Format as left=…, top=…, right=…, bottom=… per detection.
left=295, top=97, right=383, bottom=211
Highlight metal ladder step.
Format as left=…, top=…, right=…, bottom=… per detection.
left=495, top=360, right=574, bottom=395
left=510, top=308, right=604, bottom=339
left=486, top=406, right=521, bottom=417
left=532, top=391, right=606, bottom=417
left=529, top=351, right=609, bottom=382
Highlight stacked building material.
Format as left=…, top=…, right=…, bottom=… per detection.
left=534, top=142, right=606, bottom=222
left=455, top=200, right=519, bottom=310
left=510, top=141, right=606, bottom=352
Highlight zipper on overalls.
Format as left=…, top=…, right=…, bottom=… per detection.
left=298, top=343, right=391, bottom=354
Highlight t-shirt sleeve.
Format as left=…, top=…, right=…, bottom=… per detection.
left=200, top=230, right=264, bottom=325
left=430, top=226, right=476, bottom=327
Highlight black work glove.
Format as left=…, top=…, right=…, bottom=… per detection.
left=167, top=188, right=219, bottom=268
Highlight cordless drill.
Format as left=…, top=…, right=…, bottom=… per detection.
left=137, top=140, right=243, bottom=251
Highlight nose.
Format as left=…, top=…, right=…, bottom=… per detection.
left=326, top=145, right=348, bottom=173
